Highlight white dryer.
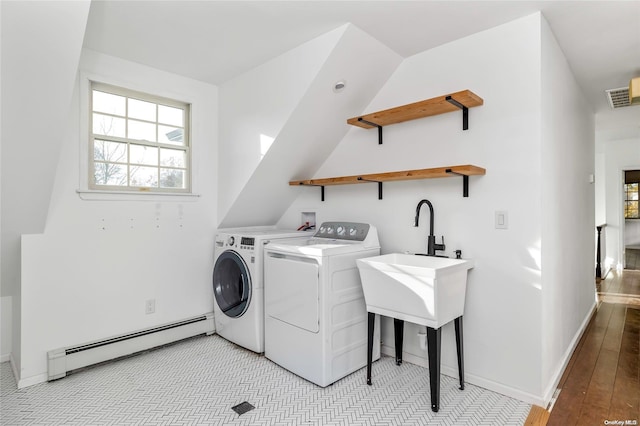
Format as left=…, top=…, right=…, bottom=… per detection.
left=212, top=228, right=308, bottom=353
left=264, top=222, right=381, bottom=387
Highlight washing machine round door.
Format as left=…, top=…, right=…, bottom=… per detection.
left=213, top=250, right=252, bottom=318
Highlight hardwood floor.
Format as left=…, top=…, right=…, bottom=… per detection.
left=532, top=270, right=640, bottom=426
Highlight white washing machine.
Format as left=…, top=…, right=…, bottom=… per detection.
left=212, top=227, right=308, bottom=353
left=264, top=222, right=381, bottom=387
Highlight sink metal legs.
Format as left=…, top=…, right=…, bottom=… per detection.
left=426, top=326, right=442, bottom=411
left=367, top=312, right=375, bottom=385
left=366, top=313, right=465, bottom=413
left=454, top=316, right=465, bottom=390
left=394, top=318, right=404, bottom=365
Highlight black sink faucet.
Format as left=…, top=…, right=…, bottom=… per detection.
left=415, top=199, right=446, bottom=256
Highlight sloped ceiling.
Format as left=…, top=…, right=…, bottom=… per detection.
left=218, top=24, right=402, bottom=227
left=1, top=1, right=91, bottom=292
left=217, top=25, right=349, bottom=221
left=83, top=1, right=640, bottom=138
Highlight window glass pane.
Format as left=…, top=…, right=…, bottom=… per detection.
left=93, top=90, right=125, bottom=116
left=93, top=114, right=126, bottom=137
left=94, top=140, right=127, bottom=163
left=94, top=163, right=127, bottom=186
left=128, top=98, right=156, bottom=122
left=90, top=82, right=190, bottom=193
left=158, top=125, right=184, bottom=144
left=160, top=168, right=185, bottom=188
left=130, top=166, right=158, bottom=187
left=158, top=105, right=183, bottom=127
left=160, top=148, right=186, bottom=168
left=130, top=144, right=158, bottom=166
left=128, top=119, right=156, bottom=142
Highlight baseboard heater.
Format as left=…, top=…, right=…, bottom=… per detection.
left=47, top=312, right=215, bottom=381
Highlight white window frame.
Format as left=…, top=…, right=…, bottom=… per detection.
left=88, top=81, right=191, bottom=194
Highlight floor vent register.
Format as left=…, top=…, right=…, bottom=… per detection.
left=231, top=401, right=255, bottom=416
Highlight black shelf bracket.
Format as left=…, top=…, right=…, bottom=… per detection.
left=358, top=117, right=383, bottom=144
left=445, top=96, right=469, bottom=130
left=357, top=177, right=383, bottom=200
left=445, top=169, right=469, bottom=197
left=299, top=182, right=326, bottom=201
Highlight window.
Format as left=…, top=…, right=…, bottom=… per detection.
left=90, top=82, right=190, bottom=193
left=625, top=182, right=639, bottom=219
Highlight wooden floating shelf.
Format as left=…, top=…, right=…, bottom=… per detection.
left=347, top=90, right=483, bottom=128
left=290, top=165, right=485, bottom=186
left=290, top=165, right=485, bottom=200
left=346, top=90, right=483, bottom=143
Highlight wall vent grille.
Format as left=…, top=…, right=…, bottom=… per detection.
left=606, top=87, right=630, bottom=109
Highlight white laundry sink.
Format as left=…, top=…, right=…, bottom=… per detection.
left=356, top=253, right=473, bottom=328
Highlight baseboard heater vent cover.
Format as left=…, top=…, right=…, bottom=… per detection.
left=47, top=312, right=214, bottom=381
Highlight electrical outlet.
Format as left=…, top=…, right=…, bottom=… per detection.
left=145, top=299, right=155, bottom=314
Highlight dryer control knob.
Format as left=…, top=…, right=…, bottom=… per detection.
left=228, top=236, right=235, bottom=246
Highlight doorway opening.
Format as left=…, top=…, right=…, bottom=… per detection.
left=623, top=170, right=640, bottom=270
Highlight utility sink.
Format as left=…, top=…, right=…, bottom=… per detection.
left=356, top=253, right=473, bottom=328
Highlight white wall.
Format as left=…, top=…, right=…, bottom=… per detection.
left=595, top=152, right=606, bottom=225
left=17, top=50, right=218, bottom=387
left=539, top=16, right=596, bottom=403
left=600, top=138, right=640, bottom=268
left=0, top=0, right=5, bottom=365
left=278, top=13, right=547, bottom=403
left=1, top=0, right=91, bottom=374
left=625, top=220, right=640, bottom=248
left=219, top=24, right=402, bottom=228
left=218, top=25, right=347, bottom=221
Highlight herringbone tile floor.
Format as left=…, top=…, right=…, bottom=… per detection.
left=1, top=334, right=530, bottom=425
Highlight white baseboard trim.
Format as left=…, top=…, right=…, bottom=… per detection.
left=18, top=372, right=48, bottom=389
left=10, top=353, right=20, bottom=386
left=540, top=301, right=597, bottom=406
left=9, top=351, right=48, bottom=389
left=381, top=345, right=544, bottom=406
left=381, top=300, right=598, bottom=409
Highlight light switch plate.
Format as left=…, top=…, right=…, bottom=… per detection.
left=495, top=211, right=508, bottom=229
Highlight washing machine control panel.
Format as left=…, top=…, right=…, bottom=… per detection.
left=240, top=237, right=255, bottom=249
left=315, top=222, right=370, bottom=241
left=217, top=235, right=256, bottom=250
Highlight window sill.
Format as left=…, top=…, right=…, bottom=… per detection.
left=76, top=189, right=200, bottom=202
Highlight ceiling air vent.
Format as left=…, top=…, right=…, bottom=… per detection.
left=605, top=87, right=630, bottom=109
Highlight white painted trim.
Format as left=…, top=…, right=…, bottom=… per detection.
left=10, top=353, right=20, bottom=386
left=540, top=301, right=597, bottom=406
left=18, top=372, right=48, bottom=389
left=380, top=301, right=597, bottom=408
left=0, top=354, right=10, bottom=363
left=76, top=189, right=200, bottom=201
left=78, top=65, right=203, bottom=199
left=381, top=345, right=543, bottom=406
left=4, top=358, right=49, bottom=394
left=621, top=164, right=640, bottom=268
